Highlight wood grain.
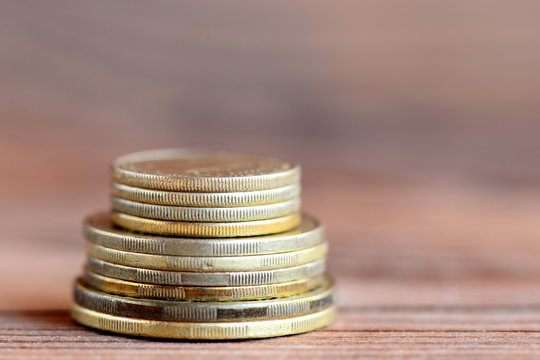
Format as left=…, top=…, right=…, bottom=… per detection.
left=2, top=0, right=540, bottom=358
left=3, top=307, right=540, bottom=359
left=3, top=176, right=540, bottom=358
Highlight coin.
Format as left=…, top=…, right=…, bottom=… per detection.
left=112, top=183, right=301, bottom=207
left=111, top=197, right=300, bottom=222
left=86, top=242, right=327, bottom=272
left=83, top=271, right=325, bottom=301
left=113, top=149, right=300, bottom=192
left=87, top=258, right=326, bottom=286
left=112, top=212, right=301, bottom=237
left=74, top=277, right=333, bottom=321
left=85, top=212, right=324, bottom=256
left=71, top=303, right=335, bottom=339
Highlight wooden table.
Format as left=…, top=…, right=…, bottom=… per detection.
left=3, top=167, right=540, bottom=358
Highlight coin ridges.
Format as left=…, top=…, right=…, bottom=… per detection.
left=228, top=271, right=272, bottom=286
left=138, top=284, right=185, bottom=299
left=210, top=241, right=260, bottom=256
left=112, top=183, right=301, bottom=207
left=86, top=242, right=327, bottom=271
left=111, top=197, right=301, bottom=222
left=138, top=268, right=179, bottom=284
left=261, top=252, right=297, bottom=268
left=162, top=306, right=217, bottom=321
left=267, top=301, right=311, bottom=318
left=83, top=271, right=325, bottom=301
left=111, top=212, right=302, bottom=237
left=113, top=149, right=300, bottom=192
left=74, top=279, right=334, bottom=321
left=87, top=258, right=326, bottom=286
left=71, top=304, right=336, bottom=339
left=98, top=316, right=143, bottom=334
left=85, top=212, right=324, bottom=256
left=120, top=237, right=167, bottom=254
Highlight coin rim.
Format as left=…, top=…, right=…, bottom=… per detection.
left=111, top=212, right=301, bottom=237
left=86, top=211, right=324, bottom=256
left=87, top=257, right=326, bottom=286
left=111, top=182, right=301, bottom=207
left=74, top=277, right=334, bottom=321
left=86, top=242, right=327, bottom=272
left=82, top=270, right=326, bottom=301
left=111, top=197, right=301, bottom=222
left=113, top=149, right=301, bottom=192
left=71, top=303, right=336, bottom=339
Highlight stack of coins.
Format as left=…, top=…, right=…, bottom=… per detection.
left=71, top=149, right=335, bottom=339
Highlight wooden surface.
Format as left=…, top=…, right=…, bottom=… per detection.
left=4, top=179, right=540, bottom=359
left=2, top=1, right=540, bottom=358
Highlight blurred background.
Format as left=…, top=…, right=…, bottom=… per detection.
left=2, top=0, right=540, bottom=310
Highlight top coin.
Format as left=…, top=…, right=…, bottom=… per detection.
left=113, top=149, right=300, bottom=192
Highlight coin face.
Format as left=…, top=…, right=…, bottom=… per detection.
left=85, top=211, right=324, bottom=256
left=117, top=149, right=295, bottom=178
left=71, top=303, right=336, bottom=339
left=113, top=149, right=300, bottom=192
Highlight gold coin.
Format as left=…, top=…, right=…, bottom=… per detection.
left=112, top=182, right=301, bottom=207
left=112, top=212, right=301, bottom=237
left=85, top=211, right=324, bottom=256
left=83, top=270, right=325, bottom=301
left=86, top=242, right=327, bottom=272
left=87, top=258, right=326, bottom=286
left=112, top=149, right=300, bottom=192
left=71, top=303, right=335, bottom=339
left=74, top=277, right=334, bottom=321
left=111, top=197, right=300, bottom=222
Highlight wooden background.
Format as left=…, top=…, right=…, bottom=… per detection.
left=2, top=1, right=540, bottom=358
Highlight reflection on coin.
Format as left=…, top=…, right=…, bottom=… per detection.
left=87, top=258, right=326, bottom=286
left=111, top=197, right=300, bottom=222
left=74, top=277, right=333, bottom=321
left=112, top=212, right=301, bottom=237
left=85, top=212, right=324, bottom=256
left=71, top=303, right=336, bottom=339
left=87, top=242, right=327, bottom=272
left=113, top=149, right=300, bottom=192
left=111, top=183, right=301, bottom=207
left=83, top=271, right=325, bottom=301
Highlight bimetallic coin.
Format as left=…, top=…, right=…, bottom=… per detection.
left=112, top=212, right=301, bottom=237
left=112, top=183, right=301, bottom=207
left=113, top=149, right=300, bottom=192
left=71, top=303, right=336, bottom=339
left=83, top=271, right=325, bottom=301
left=111, top=197, right=300, bottom=222
left=87, top=242, right=327, bottom=272
left=87, top=258, right=326, bottom=286
left=74, top=278, right=334, bottom=321
left=85, top=212, right=324, bottom=256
